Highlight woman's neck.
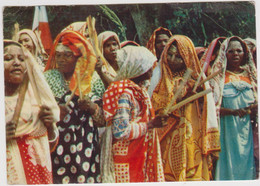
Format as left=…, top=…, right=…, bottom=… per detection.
left=226, top=65, right=243, bottom=74
left=5, top=83, right=20, bottom=96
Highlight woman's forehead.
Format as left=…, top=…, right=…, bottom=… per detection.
left=55, top=43, right=72, bottom=52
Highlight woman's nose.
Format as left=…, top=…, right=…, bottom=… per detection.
left=13, top=57, right=21, bottom=65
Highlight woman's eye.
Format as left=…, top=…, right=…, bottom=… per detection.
left=4, top=55, right=13, bottom=61
left=18, top=56, right=25, bottom=62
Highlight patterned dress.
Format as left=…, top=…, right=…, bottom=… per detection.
left=44, top=69, right=102, bottom=183
left=103, top=80, right=165, bottom=183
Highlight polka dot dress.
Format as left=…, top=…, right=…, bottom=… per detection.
left=51, top=92, right=101, bottom=183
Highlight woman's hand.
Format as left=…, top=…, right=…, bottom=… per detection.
left=78, top=97, right=97, bottom=115
left=39, top=105, right=54, bottom=128
left=6, top=121, right=17, bottom=140
left=58, top=104, right=71, bottom=121
left=95, top=56, right=103, bottom=75
left=147, top=115, right=168, bottom=129
left=233, top=108, right=248, bottom=118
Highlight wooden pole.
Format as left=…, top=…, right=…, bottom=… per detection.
left=12, top=73, right=29, bottom=126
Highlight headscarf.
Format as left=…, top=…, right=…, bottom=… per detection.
left=152, top=35, right=220, bottom=158
left=101, top=46, right=157, bottom=182
left=209, top=36, right=257, bottom=119
left=97, top=31, right=121, bottom=55
left=45, top=30, right=97, bottom=96
left=115, top=45, right=157, bottom=81
left=146, top=27, right=172, bottom=57
left=195, top=46, right=206, bottom=60
left=97, top=31, right=121, bottom=78
left=200, top=37, right=226, bottom=74
left=62, top=21, right=89, bottom=38
left=152, top=35, right=202, bottom=110
left=120, top=40, right=140, bottom=48
left=15, top=29, right=48, bottom=60
left=4, top=40, right=60, bottom=137
left=104, top=45, right=156, bottom=120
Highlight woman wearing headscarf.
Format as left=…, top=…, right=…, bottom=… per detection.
left=102, top=46, right=165, bottom=183
left=16, top=29, right=48, bottom=71
left=199, top=37, right=226, bottom=76
left=210, top=36, right=258, bottom=180
left=44, top=30, right=105, bottom=183
left=4, top=40, right=59, bottom=184
left=146, top=27, right=173, bottom=60
left=96, top=31, right=121, bottom=88
left=146, top=27, right=172, bottom=97
left=151, top=35, right=220, bottom=181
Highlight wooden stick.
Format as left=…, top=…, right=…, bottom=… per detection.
left=12, top=73, right=29, bottom=125
left=163, top=68, right=193, bottom=115
left=161, top=89, right=211, bottom=116
left=76, top=71, right=83, bottom=100
left=86, top=16, right=109, bottom=69
left=197, top=67, right=224, bottom=87
left=12, top=22, right=20, bottom=41
left=65, top=72, right=88, bottom=106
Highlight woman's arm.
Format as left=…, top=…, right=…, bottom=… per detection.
left=112, top=93, right=147, bottom=141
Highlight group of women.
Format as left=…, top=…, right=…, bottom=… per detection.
left=4, top=21, right=258, bottom=184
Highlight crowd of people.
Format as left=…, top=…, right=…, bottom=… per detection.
left=4, top=19, right=258, bottom=184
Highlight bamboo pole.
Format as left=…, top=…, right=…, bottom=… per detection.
left=87, top=16, right=109, bottom=69
left=12, top=73, right=29, bottom=126
left=12, top=22, right=20, bottom=41
left=77, top=71, right=83, bottom=100
left=166, top=89, right=211, bottom=114
left=197, top=67, right=224, bottom=87
left=163, top=68, right=193, bottom=115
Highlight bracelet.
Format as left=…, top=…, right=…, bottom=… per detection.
left=49, top=128, right=59, bottom=143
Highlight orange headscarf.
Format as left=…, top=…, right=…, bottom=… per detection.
left=152, top=35, right=202, bottom=111
left=45, top=30, right=97, bottom=96
left=146, top=27, right=172, bottom=57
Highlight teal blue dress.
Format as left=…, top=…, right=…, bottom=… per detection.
left=215, top=80, right=256, bottom=180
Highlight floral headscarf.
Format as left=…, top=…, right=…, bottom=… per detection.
left=45, top=30, right=97, bottom=96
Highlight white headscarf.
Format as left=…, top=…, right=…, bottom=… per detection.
left=115, top=45, right=157, bottom=81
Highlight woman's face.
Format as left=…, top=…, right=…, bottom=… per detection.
left=4, top=45, right=26, bottom=85
left=55, top=44, right=78, bottom=74
left=226, top=40, right=244, bottom=67
left=18, top=33, right=35, bottom=54
left=155, top=34, right=170, bottom=58
left=167, top=44, right=185, bottom=72
left=103, top=37, right=119, bottom=63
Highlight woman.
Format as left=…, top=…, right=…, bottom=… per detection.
left=44, top=30, right=105, bottom=183
left=102, top=46, right=165, bottom=183
left=96, top=31, right=121, bottom=88
left=151, top=35, right=220, bottom=181
left=146, top=27, right=172, bottom=60
left=16, top=29, right=48, bottom=71
left=4, top=40, right=60, bottom=184
left=147, top=27, right=172, bottom=97
left=210, top=36, right=258, bottom=180
left=200, top=37, right=226, bottom=76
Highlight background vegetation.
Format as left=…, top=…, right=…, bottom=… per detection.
left=3, top=1, right=256, bottom=47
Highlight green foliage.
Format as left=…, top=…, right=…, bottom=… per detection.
left=3, top=1, right=255, bottom=47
